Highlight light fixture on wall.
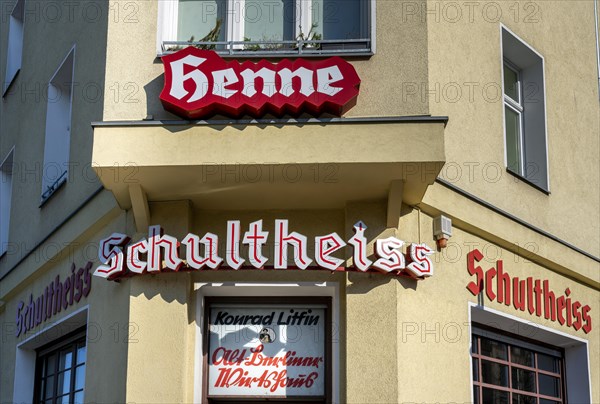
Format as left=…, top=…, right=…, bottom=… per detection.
left=433, top=215, right=452, bottom=249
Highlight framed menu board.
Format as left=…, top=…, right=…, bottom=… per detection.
left=203, top=297, right=332, bottom=402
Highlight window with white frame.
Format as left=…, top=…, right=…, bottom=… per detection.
left=3, top=0, right=25, bottom=95
left=502, top=27, right=549, bottom=192
left=41, top=47, right=75, bottom=204
left=1, top=149, right=14, bottom=256
left=159, top=0, right=373, bottom=55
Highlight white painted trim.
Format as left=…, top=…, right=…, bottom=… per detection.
left=17, top=305, right=89, bottom=349
left=467, top=302, right=592, bottom=403
left=3, top=0, right=25, bottom=96
left=468, top=303, right=474, bottom=404
left=0, top=147, right=15, bottom=256
left=370, top=0, right=377, bottom=53
left=48, top=44, right=76, bottom=84
left=298, top=0, right=312, bottom=39
left=500, top=24, right=544, bottom=59
left=499, top=26, right=508, bottom=169
left=540, top=51, right=550, bottom=191
left=41, top=45, right=76, bottom=202
left=231, top=0, right=244, bottom=45
left=193, top=282, right=340, bottom=403
left=157, top=0, right=179, bottom=54
left=1, top=147, right=16, bottom=169
left=499, top=24, right=549, bottom=191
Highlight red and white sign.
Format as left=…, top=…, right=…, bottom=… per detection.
left=208, top=305, right=326, bottom=397
left=94, top=220, right=435, bottom=281
left=160, top=47, right=361, bottom=119
left=467, top=249, right=593, bottom=334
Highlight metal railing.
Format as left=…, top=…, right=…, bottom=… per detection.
left=161, top=38, right=372, bottom=57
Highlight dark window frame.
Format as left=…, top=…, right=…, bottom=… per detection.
left=203, top=296, right=332, bottom=403
left=33, top=327, right=86, bottom=404
left=472, top=324, right=566, bottom=404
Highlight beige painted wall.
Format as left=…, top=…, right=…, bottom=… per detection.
left=397, top=207, right=599, bottom=402
left=1, top=197, right=596, bottom=403
left=426, top=0, right=600, bottom=257
left=1, top=1, right=598, bottom=403
left=0, top=1, right=109, bottom=279
left=0, top=211, right=132, bottom=404
left=104, top=201, right=599, bottom=403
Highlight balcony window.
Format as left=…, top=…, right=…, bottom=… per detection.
left=159, top=0, right=373, bottom=56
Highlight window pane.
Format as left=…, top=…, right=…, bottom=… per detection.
left=512, top=367, right=536, bottom=393
left=311, top=0, right=367, bottom=40
left=538, top=353, right=560, bottom=373
left=178, top=0, right=226, bottom=43
left=511, top=346, right=534, bottom=367
left=243, top=0, right=295, bottom=43
left=482, top=387, right=509, bottom=404
left=539, top=399, right=560, bottom=404
left=57, top=370, right=72, bottom=396
left=480, top=338, right=508, bottom=360
left=473, top=386, right=479, bottom=404
left=46, top=353, right=57, bottom=375
left=472, top=358, right=479, bottom=381
left=74, top=390, right=85, bottom=404
left=539, top=374, right=561, bottom=398
left=504, top=64, right=519, bottom=101
left=57, top=394, right=70, bottom=404
left=513, top=393, right=536, bottom=404
left=481, top=360, right=508, bottom=387
left=38, top=378, right=46, bottom=401
left=472, top=336, right=478, bottom=353
left=59, top=350, right=73, bottom=370
left=76, top=344, right=86, bottom=365
left=75, top=365, right=86, bottom=391
left=44, top=376, right=54, bottom=399
left=505, top=106, right=522, bottom=174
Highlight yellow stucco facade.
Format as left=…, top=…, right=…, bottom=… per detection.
left=0, top=1, right=598, bottom=403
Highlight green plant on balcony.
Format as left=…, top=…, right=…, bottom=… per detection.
left=296, top=22, right=322, bottom=50
left=170, top=19, right=222, bottom=51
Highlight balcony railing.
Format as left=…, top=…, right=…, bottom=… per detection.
left=160, top=38, right=372, bottom=57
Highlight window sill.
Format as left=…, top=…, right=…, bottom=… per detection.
left=39, top=176, right=67, bottom=208
left=506, top=168, right=550, bottom=195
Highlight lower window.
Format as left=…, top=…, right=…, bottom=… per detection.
left=472, top=326, right=564, bottom=404
left=34, top=329, right=86, bottom=404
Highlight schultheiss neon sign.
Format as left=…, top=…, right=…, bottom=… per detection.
left=94, top=220, right=435, bottom=281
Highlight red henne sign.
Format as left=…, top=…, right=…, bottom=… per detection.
left=160, top=47, right=361, bottom=119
